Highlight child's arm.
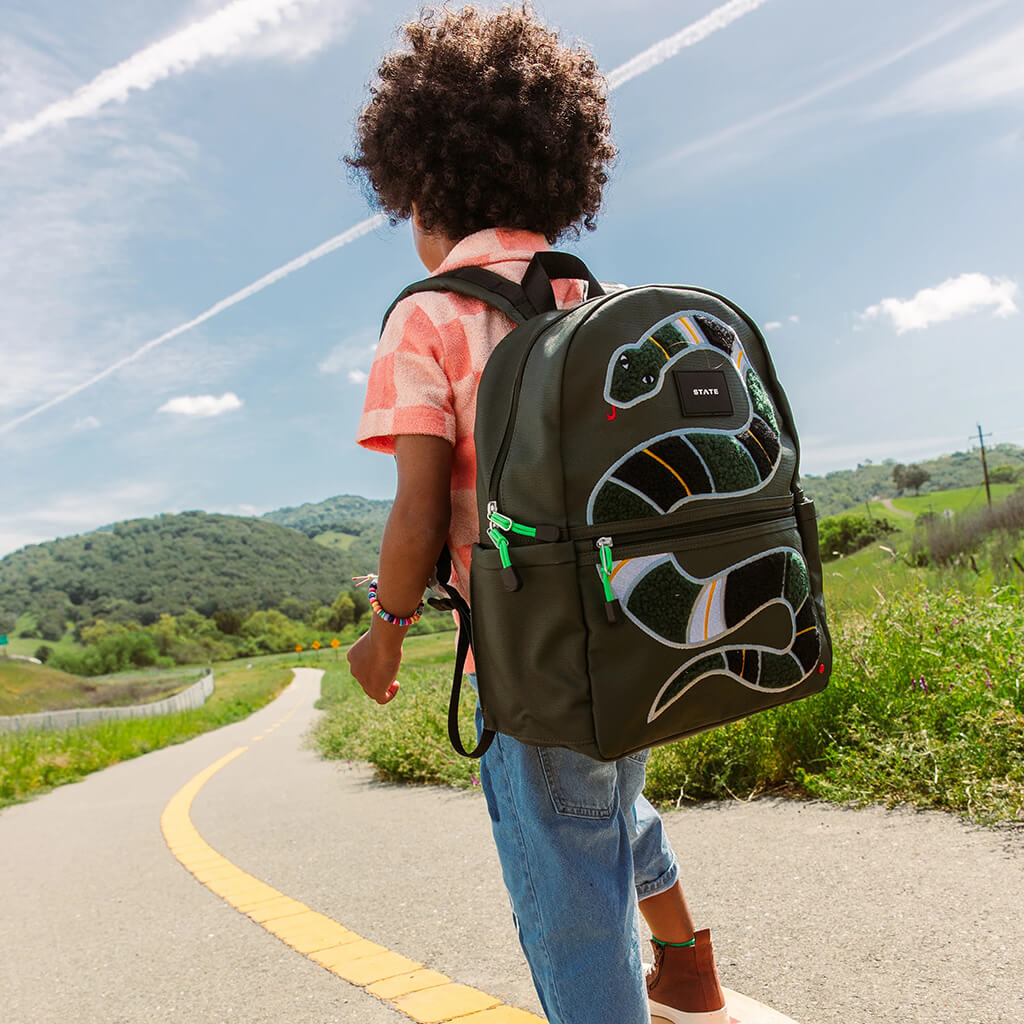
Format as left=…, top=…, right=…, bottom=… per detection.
left=347, top=434, right=453, bottom=704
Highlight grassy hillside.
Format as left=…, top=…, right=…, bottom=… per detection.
left=0, top=660, right=202, bottom=716
left=263, top=493, right=389, bottom=576
left=801, top=443, right=1024, bottom=517
left=0, top=511, right=359, bottom=627
left=820, top=484, right=1024, bottom=615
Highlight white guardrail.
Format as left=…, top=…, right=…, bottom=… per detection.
left=0, top=671, right=214, bottom=733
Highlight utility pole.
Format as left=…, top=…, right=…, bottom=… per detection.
left=974, top=424, right=993, bottom=508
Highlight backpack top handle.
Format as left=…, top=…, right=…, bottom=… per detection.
left=521, top=251, right=605, bottom=315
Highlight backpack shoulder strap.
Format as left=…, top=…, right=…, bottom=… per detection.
left=379, top=266, right=539, bottom=335
left=379, top=252, right=605, bottom=336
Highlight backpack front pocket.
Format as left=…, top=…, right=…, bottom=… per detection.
left=471, top=541, right=600, bottom=755
left=579, top=513, right=830, bottom=759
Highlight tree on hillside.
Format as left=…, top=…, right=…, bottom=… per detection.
left=893, top=463, right=930, bottom=495
left=36, top=609, right=67, bottom=642
left=350, top=589, right=370, bottom=625
left=213, top=609, right=245, bottom=635
left=989, top=464, right=1020, bottom=485
left=0, top=609, right=17, bottom=635
left=329, top=592, right=356, bottom=631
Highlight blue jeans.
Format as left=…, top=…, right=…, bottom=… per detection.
left=471, top=677, right=679, bottom=1024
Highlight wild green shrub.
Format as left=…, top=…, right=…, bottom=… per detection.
left=920, top=488, right=1024, bottom=567
left=645, top=584, right=1023, bottom=821
left=316, top=587, right=1024, bottom=822
left=818, top=513, right=895, bottom=561
left=50, top=630, right=172, bottom=676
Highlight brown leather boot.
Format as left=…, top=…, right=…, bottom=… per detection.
left=646, top=928, right=729, bottom=1024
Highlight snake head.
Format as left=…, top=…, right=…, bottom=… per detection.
left=607, top=342, right=667, bottom=406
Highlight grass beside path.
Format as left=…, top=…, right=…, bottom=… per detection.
left=0, top=662, right=294, bottom=810
left=315, top=634, right=481, bottom=790
left=314, top=589, right=1024, bottom=824
left=0, top=661, right=204, bottom=716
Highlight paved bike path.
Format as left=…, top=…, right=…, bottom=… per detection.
left=1, top=668, right=1021, bottom=1023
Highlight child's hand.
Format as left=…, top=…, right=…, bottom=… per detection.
left=347, top=629, right=402, bottom=704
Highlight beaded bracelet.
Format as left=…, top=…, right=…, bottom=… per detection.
left=366, top=578, right=424, bottom=627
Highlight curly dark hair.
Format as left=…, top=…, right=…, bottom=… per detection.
left=346, top=4, right=616, bottom=243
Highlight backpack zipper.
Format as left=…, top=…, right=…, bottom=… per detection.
left=575, top=494, right=795, bottom=546
left=589, top=508, right=798, bottom=622
left=485, top=501, right=561, bottom=592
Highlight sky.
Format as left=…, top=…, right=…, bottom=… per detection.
left=1, top=0, right=1023, bottom=556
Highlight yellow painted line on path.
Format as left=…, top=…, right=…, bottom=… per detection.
left=160, top=697, right=545, bottom=1023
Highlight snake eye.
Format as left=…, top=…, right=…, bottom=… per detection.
left=618, top=353, right=630, bottom=370
left=641, top=374, right=656, bottom=386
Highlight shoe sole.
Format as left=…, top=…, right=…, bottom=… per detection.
left=650, top=999, right=730, bottom=1024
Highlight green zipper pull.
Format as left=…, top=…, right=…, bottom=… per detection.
left=595, top=537, right=622, bottom=624
left=487, top=525, right=521, bottom=592
left=487, top=502, right=560, bottom=543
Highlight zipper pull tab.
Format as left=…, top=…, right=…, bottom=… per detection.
left=487, top=525, right=521, bottom=592
left=595, top=537, right=622, bottom=624
left=487, top=504, right=514, bottom=533
left=488, top=502, right=560, bottom=543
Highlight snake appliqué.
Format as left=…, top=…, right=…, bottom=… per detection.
left=590, top=310, right=820, bottom=717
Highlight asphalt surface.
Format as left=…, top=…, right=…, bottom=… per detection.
left=1, top=667, right=1021, bottom=1024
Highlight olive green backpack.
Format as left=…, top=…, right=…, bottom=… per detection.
left=383, top=252, right=832, bottom=762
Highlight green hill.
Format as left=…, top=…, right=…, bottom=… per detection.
left=263, top=494, right=392, bottom=535
left=0, top=511, right=360, bottom=628
left=3, top=444, right=1020, bottom=638
left=262, top=493, right=390, bottom=573
left=800, top=443, right=1024, bottom=518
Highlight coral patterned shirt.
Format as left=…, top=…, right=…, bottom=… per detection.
left=356, top=228, right=586, bottom=661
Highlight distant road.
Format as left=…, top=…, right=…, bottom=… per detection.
left=2, top=669, right=1022, bottom=1023
left=880, top=497, right=915, bottom=519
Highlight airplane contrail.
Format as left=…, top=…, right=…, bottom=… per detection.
left=1, top=0, right=768, bottom=433
left=606, top=0, right=771, bottom=90
left=0, top=214, right=386, bottom=435
left=655, top=0, right=1011, bottom=168
left=0, top=0, right=348, bottom=149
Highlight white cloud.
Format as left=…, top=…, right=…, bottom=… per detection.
left=860, top=273, right=1019, bottom=334
left=874, top=22, right=1024, bottom=117
left=764, top=321, right=782, bottom=331
left=318, top=330, right=377, bottom=380
left=158, top=392, right=243, bottom=417
left=0, top=0, right=362, bottom=149
left=73, top=416, right=101, bottom=431
left=788, top=315, right=800, bottom=324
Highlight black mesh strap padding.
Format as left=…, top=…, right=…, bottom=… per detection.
left=432, top=546, right=494, bottom=759
left=380, top=267, right=538, bottom=335
left=521, top=251, right=604, bottom=314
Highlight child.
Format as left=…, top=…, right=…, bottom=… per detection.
left=347, top=7, right=728, bottom=1023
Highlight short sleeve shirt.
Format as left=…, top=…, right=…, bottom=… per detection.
left=356, top=228, right=586, bottom=627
